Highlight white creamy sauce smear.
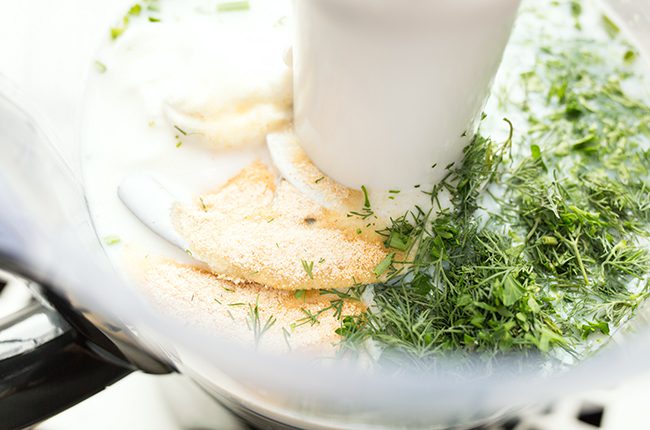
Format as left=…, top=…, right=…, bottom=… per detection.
left=82, top=0, right=291, bottom=266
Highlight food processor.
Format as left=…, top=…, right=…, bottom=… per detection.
left=1, top=1, right=650, bottom=429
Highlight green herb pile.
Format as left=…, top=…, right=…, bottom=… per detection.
left=337, top=1, right=650, bottom=367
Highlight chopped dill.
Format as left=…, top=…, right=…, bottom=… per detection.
left=217, top=0, right=250, bottom=12
left=335, top=0, right=650, bottom=367
left=228, top=302, right=246, bottom=307
left=103, top=235, right=121, bottom=246
left=94, top=60, right=107, bottom=74
left=348, top=185, right=375, bottom=220
left=374, top=253, right=395, bottom=277
left=601, top=14, right=620, bottom=39
left=199, top=197, right=208, bottom=211
left=247, top=296, right=276, bottom=346
left=282, top=327, right=292, bottom=350
left=173, top=125, right=188, bottom=136
left=110, top=0, right=161, bottom=40
left=301, top=259, right=314, bottom=279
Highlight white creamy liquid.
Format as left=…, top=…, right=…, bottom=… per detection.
left=82, top=0, right=292, bottom=266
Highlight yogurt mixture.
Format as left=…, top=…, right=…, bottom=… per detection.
left=83, top=0, right=291, bottom=264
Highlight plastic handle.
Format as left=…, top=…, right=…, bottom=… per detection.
left=0, top=269, right=151, bottom=430
left=0, top=324, right=131, bottom=430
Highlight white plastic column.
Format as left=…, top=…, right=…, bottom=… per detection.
left=293, top=0, right=521, bottom=191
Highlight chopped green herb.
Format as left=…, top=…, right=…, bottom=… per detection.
left=373, top=253, right=394, bottom=277
left=110, top=2, right=161, bottom=41
left=570, top=0, right=582, bottom=29
left=294, top=290, right=306, bottom=301
left=217, top=0, right=250, bottom=12
left=94, top=60, right=107, bottom=73
left=601, top=14, right=620, bottom=38
left=145, top=0, right=160, bottom=12
left=361, top=185, right=371, bottom=207
left=623, top=49, right=636, bottom=64
left=103, top=235, right=121, bottom=246
left=282, top=327, right=292, bottom=350
left=348, top=185, right=375, bottom=220
left=110, top=26, right=125, bottom=40
left=315, top=176, right=325, bottom=184
left=301, top=259, right=314, bottom=279
left=247, top=296, right=276, bottom=346
left=129, top=4, right=142, bottom=16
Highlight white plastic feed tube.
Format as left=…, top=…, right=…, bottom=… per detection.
left=293, top=0, right=521, bottom=191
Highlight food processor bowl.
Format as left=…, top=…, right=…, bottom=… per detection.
left=1, top=1, right=650, bottom=429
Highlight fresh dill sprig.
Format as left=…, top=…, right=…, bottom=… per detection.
left=293, top=290, right=358, bottom=328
